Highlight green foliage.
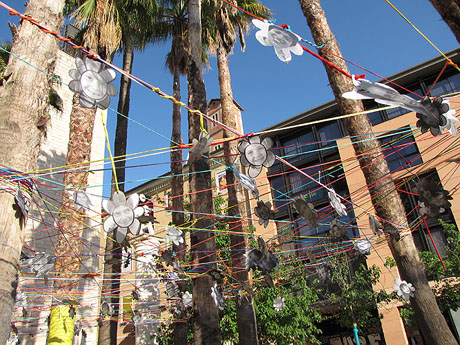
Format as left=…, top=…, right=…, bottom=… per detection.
left=0, top=41, right=11, bottom=78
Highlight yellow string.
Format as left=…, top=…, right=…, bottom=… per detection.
left=200, top=113, right=208, bottom=135
left=100, top=111, right=120, bottom=194
left=384, top=0, right=460, bottom=73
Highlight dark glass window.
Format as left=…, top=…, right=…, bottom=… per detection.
left=317, top=121, right=341, bottom=149
left=428, top=73, right=460, bottom=97
left=282, top=131, right=316, bottom=163
left=365, top=105, right=384, bottom=126
left=270, top=176, right=289, bottom=212
left=379, top=128, right=422, bottom=172
left=287, top=164, right=326, bottom=202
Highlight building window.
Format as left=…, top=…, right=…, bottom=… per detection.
left=282, top=130, right=316, bottom=163
left=379, top=128, right=422, bottom=172
left=317, top=121, right=341, bottom=149
left=121, top=296, right=133, bottom=323
left=210, top=111, right=219, bottom=128
left=428, top=73, right=460, bottom=97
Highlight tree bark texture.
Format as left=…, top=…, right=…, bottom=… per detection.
left=297, top=1, right=458, bottom=344
left=217, top=45, right=259, bottom=345
left=429, top=0, right=460, bottom=44
left=188, top=1, right=221, bottom=344
left=0, top=1, right=64, bottom=343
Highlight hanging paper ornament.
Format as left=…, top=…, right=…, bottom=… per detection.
left=208, top=268, right=225, bottom=282
left=238, top=136, right=276, bottom=178
left=328, top=220, right=348, bottom=242
left=72, top=190, right=93, bottom=211
left=15, top=187, right=29, bottom=219
left=273, top=296, right=286, bottom=312
left=328, top=189, right=347, bottom=217
left=100, top=301, right=113, bottom=318
left=7, top=333, right=19, bottom=345
left=182, top=291, right=193, bottom=308
left=74, top=320, right=82, bottom=336
left=252, top=19, right=304, bottom=63
left=166, top=281, right=180, bottom=298
left=188, top=132, right=213, bottom=163
left=68, top=57, right=117, bottom=110
left=294, top=198, right=319, bottom=227
left=166, top=225, right=184, bottom=246
left=254, top=201, right=275, bottom=228
left=131, top=290, right=139, bottom=301
left=393, top=279, right=415, bottom=301
left=416, top=177, right=452, bottom=218
left=102, top=192, right=144, bottom=243
left=244, top=237, right=279, bottom=273
left=24, top=252, right=54, bottom=281
left=132, top=313, right=142, bottom=327
left=416, top=97, right=452, bottom=136
left=231, top=168, right=259, bottom=198
left=441, top=104, right=460, bottom=136
left=369, top=214, right=383, bottom=237
left=343, top=76, right=430, bottom=116
left=168, top=271, right=180, bottom=282
left=211, top=283, right=225, bottom=310
left=316, top=263, right=332, bottom=283
left=354, top=239, right=372, bottom=255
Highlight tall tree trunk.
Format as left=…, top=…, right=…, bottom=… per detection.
left=298, top=1, right=458, bottom=344
left=429, top=0, right=460, bottom=44
left=188, top=1, right=221, bottom=344
left=171, top=61, right=188, bottom=344
left=217, top=46, right=259, bottom=345
left=0, top=1, right=64, bottom=343
left=97, top=44, right=135, bottom=345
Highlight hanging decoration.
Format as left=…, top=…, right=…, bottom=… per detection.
left=182, top=291, right=193, bottom=308
left=416, top=97, right=455, bottom=136
left=187, top=132, right=213, bottom=164
left=369, top=214, right=383, bottom=237
left=23, top=252, right=54, bottom=284
left=273, top=296, right=286, bottom=312
left=166, top=281, right=180, bottom=299
left=392, top=279, right=415, bottom=301
left=166, top=225, right=184, bottom=247
left=231, top=168, right=259, bottom=198
left=254, top=200, right=275, bottom=228
left=100, top=301, right=113, bottom=319
left=328, top=188, right=347, bottom=217
left=244, top=237, right=279, bottom=273
left=316, top=263, right=333, bottom=284
left=328, top=220, right=348, bottom=242
left=211, top=283, right=225, bottom=310
left=68, top=57, right=117, bottom=110
left=238, top=135, right=276, bottom=178
left=294, top=198, right=319, bottom=227
left=15, top=186, right=30, bottom=219
left=354, top=239, right=372, bottom=255
left=252, top=19, right=304, bottom=63
left=102, top=192, right=144, bottom=243
left=342, top=76, right=430, bottom=115
left=441, top=104, right=460, bottom=136
left=416, top=177, right=452, bottom=218
left=72, top=190, right=93, bottom=211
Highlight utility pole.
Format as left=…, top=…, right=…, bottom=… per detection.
left=297, top=1, right=458, bottom=344
left=187, top=0, right=222, bottom=344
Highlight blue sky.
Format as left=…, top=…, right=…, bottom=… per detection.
left=0, top=0, right=459, bottom=196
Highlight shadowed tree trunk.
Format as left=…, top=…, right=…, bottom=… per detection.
left=217, top=44, right=259, bottom=345
left=298, top=1, right=458, bottom=344
left=188, top=0, right=221, bottom=344
left=429, top=0, right=460, bottom=44
left=0, top=1, right=64, bottom=343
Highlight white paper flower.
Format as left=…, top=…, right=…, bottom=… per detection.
left=188, top=132, right=213, bottom=163
left=273, top=296, right=285, bottom=312
left=440, top=100, right=459, bottom=136
left=393, top=279, right=415, bottom=301
left=166, top=225, right=184, bottom=246
left=182, top=291, right=193, bottom=308
left=254, top=200, right=275, bottom=228
left=24, top=252, right=54, bottom=278
left=68, top=57, right=117, bottom=110
left=328, top=189, right=347, bottom=217
left=102, top=192, right=144, bottom=243
left=354, top=239, right=372, bottom=255
left=238, top=136, right=276, bottom=178
left=252, top=19, right=304, bottom=63
left=211, top=283, right=225, bottom=310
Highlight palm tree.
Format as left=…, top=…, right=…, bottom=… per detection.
left=429, top=0, right=460, bottom=44
left=204, top=1, right=270, bottom=343
left=298, top=1, right=458, bottom=344
left=0, top=1, right=65, bottom=343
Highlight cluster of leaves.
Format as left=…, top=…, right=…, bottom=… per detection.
left=0, top=41, right=11, bottom=79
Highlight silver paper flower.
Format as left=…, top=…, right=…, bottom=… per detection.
left=102, top=192, right=144, bottom=243
left=273, top=296, right=285, bottom=312
left=253, top=19, right=304, bottom=63
left=182, top=291, right=193, bottom=308
left=166, top=225, right=184, bottom=246
left=393, top=279, right=415, bottom=301
left=100, top=301, right=113, bottom=318
left=238, top=136, right=276, bottom=178
left=354, top=239, right=372, bottom=255
left=294, top=198, right=319, bottom=227
left=188, top=132, right=213, bottom=163
left=441, top=103, right=460, bottom=136
left=254, top=200, right=275, bottom=228
left=24, top=252, right=54, bottom=278
left=369, top=214, right=383, bottom=237
left=211, top=283, right=225, bottom=310
left=416, top=97, right=451, bottom=136
left=328, top=189, right=347, bottom=217
left=232, top=168, right=259, bottom=198
left=73, top=190, right=93, bottom=210
left=68, top=57, right=117, bottom=110
left=166, top=281, right=180, bottom=298
left=15, top=187, right=29, bottom=219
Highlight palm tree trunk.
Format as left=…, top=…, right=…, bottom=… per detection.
left=298, top=1, right=457, bottom=344
left=0, top=1, right=64, bottom=343
left=188, top=1, right=221, bottom=344
left=429, top=0, right=460, bottom=44
left=217, top=45, right=259, bottom=345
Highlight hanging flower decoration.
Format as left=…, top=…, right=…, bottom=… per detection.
left=393, top=279, right=415, bottom=301
left=100, top=301, right=113, bottom=319
left=231, top=168, right=259, bottom=198
left=252, top=19, right=304, bottom=63
left=166, top=281, right=180, bottom=298
left=416, top=97, right=451, bottom=136
left=166, top=225, right=184, bottom=246
left=188, top=132, right=213, bottom=164
left=182, top=291, right=193, bottom=308
left=294, top=198, right=319, bottom=227
left=72, top=190, right=93, bottom=211
left=102, top=192, right=144, bottom=243
left=343, top=76, right=430, bottom=116
left=211, top=283, right=225, bottom=310
left=254, top=200, right=275, bottom=228
left=238, top=136, right=276, bottom=178
left=441, top=105, right=460, bottom=136
left=15, top=187, right=30, bottom=219
left=273, top=296, right=286, bottom=312
left=369, top=214, right=383, bottom=237
left=24, top=252, right=54, bottom=280
left=416, top=177, right=452, bottom=218
left=328, top=220, right=348, bottom=242
left=244, top=237, right=279, bottom=273
left=328, top=188, right=347, bottom=217
left=68, top=57, right=117, bottom=110
left=354, top=239, right=372, bottom=255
